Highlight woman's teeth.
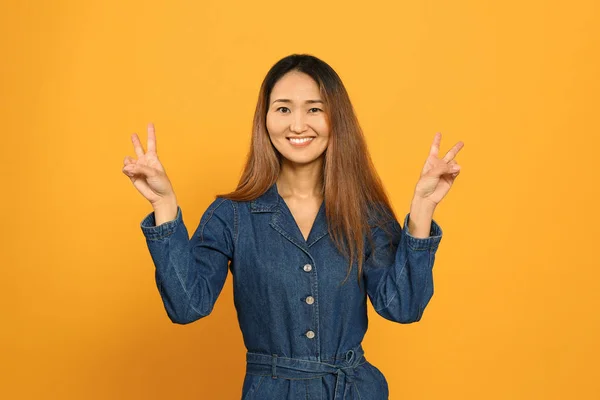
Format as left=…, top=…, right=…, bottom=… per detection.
left=289, top=137, right=314, bottom=144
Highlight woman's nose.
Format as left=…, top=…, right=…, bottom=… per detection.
left=290, top=113, right=307, bottom=133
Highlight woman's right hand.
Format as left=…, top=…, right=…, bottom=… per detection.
left=122, top=123, right=176, bottom=207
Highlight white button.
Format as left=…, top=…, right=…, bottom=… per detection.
left=303, top=264, right=312, bottom=272
left=305, top=296, right=314, bottom=305
left=306, top=330, right=315, bottom=339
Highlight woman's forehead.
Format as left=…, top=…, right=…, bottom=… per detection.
left=270, top=73, right=322, bottom=103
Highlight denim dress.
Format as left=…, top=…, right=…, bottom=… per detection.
left=140, top=182, right=443, bottom=399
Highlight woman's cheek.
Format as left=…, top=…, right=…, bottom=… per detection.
left=267, top=120, right=286, bottom=136
left=317, top=116, right=330, bottom=134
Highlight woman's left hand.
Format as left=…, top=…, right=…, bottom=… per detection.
left=413, top=132, right=464, bottom=208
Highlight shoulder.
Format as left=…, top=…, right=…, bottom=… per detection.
left=205, top=196, right=238, bottom=215
left=199, top=197, right=239, bottom=237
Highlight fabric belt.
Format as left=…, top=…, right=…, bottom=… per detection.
left=245, top=344, right=366, bottom=400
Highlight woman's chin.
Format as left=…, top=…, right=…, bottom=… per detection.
left=280, top=153, right=325, bottom=167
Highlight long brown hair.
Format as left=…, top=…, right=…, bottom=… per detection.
left=217, top=54, right=397, bottom=288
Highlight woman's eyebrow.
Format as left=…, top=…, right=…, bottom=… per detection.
left=271, top=99, right=324, bottom=105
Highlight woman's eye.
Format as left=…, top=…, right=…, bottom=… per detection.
left=275, top=107, right=322, bottom=113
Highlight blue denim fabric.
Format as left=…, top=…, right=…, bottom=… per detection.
left=140, top=182, right=443, bottom=399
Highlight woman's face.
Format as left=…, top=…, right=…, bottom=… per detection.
left=266, top=71, right=330, bottom=166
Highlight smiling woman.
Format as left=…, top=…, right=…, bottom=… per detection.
left=127, top=54, right=448, bottom=399
left=267, top=71, right=330, bottom=165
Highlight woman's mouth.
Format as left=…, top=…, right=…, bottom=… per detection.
left=287, top=137, right=315, bottom=148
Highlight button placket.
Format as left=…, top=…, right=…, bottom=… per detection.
left=302, top=264, right=316, bottom=341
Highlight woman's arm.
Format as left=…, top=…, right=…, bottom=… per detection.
left=363, top=212, right=442, bottom=323
left=140, top=197, right=236, bottom=324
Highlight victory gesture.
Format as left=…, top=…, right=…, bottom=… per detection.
left=413, top=132, right=464, bottom=207
left=122, top=123, right=176, bottom=207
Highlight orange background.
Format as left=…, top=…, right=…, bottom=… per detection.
left=1, top=0, right=599, bottom=399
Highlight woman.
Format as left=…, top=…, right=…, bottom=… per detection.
left=122, top=54, right=464, bottom=399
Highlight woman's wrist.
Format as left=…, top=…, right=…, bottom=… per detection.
left=152, top=195, right=178, bottom=226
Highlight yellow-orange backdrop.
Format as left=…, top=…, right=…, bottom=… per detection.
left=1, top=0, right=598, bottom=399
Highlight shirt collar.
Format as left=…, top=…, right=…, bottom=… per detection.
left=249, top=182, right=280, bottom=213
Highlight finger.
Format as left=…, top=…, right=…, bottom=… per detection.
left=122, top=164, right=135, bottom=178
left=123, top=155, right=136, bottom=166
left=449, top=161, right=461, bottom=171
left=429, top=132, right=441, bottom=158
left=147, top=122, right=156, bottom=154
left=449, top=163, right=461, bottom=173
left=124, top=163, right=157, bottom=178
left=131, top=133, right=145, bottom=158
left=434, top=162, right=460, bottom=176
left=442, top=141, right=465, bottom=163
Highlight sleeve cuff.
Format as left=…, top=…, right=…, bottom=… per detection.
left=402, top=212, right=443, bottom=251
left=140, top=206, right=183, bottom=241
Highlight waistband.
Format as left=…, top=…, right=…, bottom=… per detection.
left=245, top=344, right=366, bottom=400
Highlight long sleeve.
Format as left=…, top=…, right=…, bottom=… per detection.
left=363, top=212, right=442, bottom=324
left=140, top=197, right=237, bottom=324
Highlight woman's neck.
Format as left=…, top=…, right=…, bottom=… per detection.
left=276, top=157, right=324, bottom=200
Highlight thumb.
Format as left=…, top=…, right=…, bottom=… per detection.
left=449, top=163, right=461, bottom=172
left=439, top=162, right=460, bottom=175
left=426, top=162, right=459, bottom=178
left=124, top=163, right=158, bottom=178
